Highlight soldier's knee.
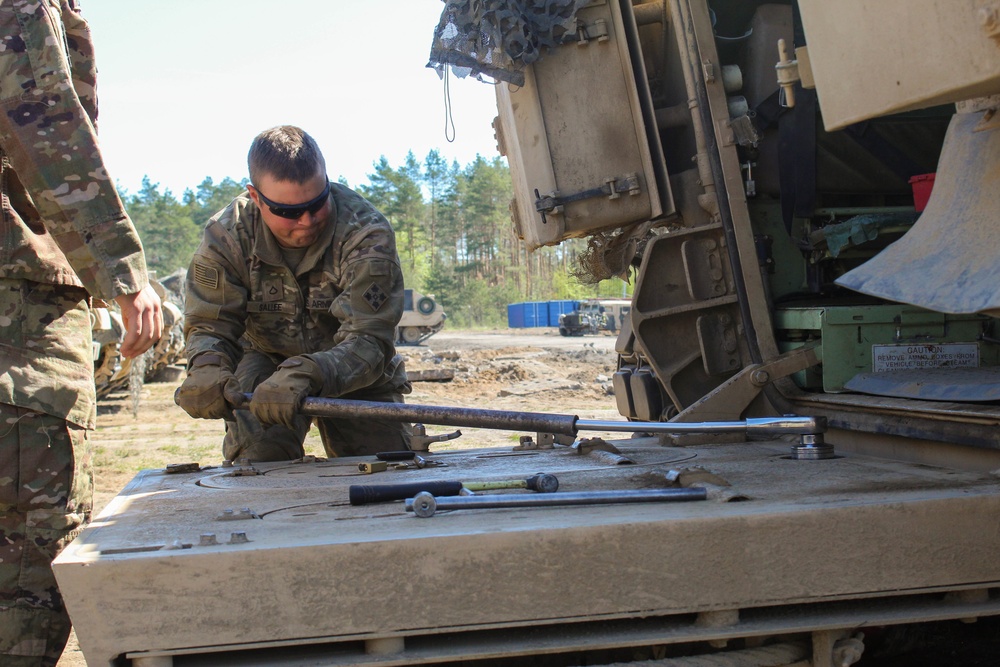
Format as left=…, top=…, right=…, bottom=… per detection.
left=224, top=422, right=306, bottom=462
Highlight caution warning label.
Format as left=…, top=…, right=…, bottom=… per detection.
left=871, top=343, right=979, bottom=373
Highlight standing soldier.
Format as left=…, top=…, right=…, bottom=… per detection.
left=176, top=126, right=411, bottom=461
left=0, top=1, right=163, bottom=665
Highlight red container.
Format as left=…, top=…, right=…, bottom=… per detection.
left=909, top=173, right=935, bottom=212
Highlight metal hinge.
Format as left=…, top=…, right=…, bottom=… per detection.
left=534, top=173, right=641, bottom=223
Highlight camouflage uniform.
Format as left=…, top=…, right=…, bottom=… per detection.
left=0, top=1, right=149, bottom=664
left=184, top=183, right=411, bottom=461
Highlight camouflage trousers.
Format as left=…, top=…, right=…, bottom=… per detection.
left=223, top=349, right=412, bottom=462
left=0, top=405, right=92, bottom=667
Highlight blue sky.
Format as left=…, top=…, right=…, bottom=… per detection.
left=83, top=0, right=502, bottom=197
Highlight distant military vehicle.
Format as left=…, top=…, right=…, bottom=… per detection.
left=91, top=303, right=126, bottom=398
left=396, top=288, right=446, bottom=345
left=557, top=304, right=602, bottom=336
left=559, top=298, right=632, bottom=335
left=91, top=272, right=186, bottom=398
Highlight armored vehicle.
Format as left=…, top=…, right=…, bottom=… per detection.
left=560, top=298, right=633, bottom=335
left=396, top=287, right=447, bottom=345
left=558, top=299, right=607, bottom=335
left=55, top=1, right=1000, bottom=665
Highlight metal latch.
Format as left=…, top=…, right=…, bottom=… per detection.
left=534, top=173, right=641, bottom=224
left=574, top=18, right=609, bottom=45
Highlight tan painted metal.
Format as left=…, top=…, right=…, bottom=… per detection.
left=55, top=443, right=1000, bottom=665
left=630, top=0, right=780, bottom=417
left=797, top=0, right=1000, bottom=130
left=495, top=0, right=672, bottom=250
left=670, top=344, right=821, bottom=426
left=680, top=0, right=780, bottom=365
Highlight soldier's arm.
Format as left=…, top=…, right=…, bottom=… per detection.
left=183, top=223, right=250, bottom=367
left=60, top=1, right=99, bottom=125
left=307, top=224, right=403, bottom=397
left=0, top=1, right=147, bottom=300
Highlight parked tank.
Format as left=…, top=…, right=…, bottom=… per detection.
left=55, top=1, right=1000, bottom=665
left=396, top=287, right=446, bottom=345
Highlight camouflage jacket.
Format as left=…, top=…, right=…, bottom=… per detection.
left=0, top=0, right=147, bottom=297
left=184, top=183, right=407, bottom=398
left=0, top=0, right=148, bottom=428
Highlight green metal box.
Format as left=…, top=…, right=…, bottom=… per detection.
left=774, top=305, right=995, bottom=393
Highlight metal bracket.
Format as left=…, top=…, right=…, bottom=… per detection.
left=227, top=458, right=261, bottom=477
left=665, top=344, right=823, bottom=447
left=514, top=435, right=553, bottom=451
left=164, top=462, right=201, bottom=474
left=574, top=18, right=610, bottom=45
left=409, top=423, right=463, bottom=452
left=775, top=39, right=799, bottom=108
left=534, top=173, right=641, bottom=223
left=702, top=59, right=716, bottom=84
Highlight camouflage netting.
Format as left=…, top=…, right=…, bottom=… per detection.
left=571, top=223, right=657, bottom=285
left=428, top=0, right=657, bottom=286
left=427, top=0, right=593, bottom=85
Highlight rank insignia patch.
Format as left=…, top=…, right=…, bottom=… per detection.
left=362, top=283, right=388, bottom=312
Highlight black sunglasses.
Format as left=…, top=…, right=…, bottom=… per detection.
left=255, top=180, right=331, bottom=219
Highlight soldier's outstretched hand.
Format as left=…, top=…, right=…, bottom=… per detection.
left=114, top=284, right=164, bottom=358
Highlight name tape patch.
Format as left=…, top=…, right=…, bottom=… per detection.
left=247, top=301, right=295, bottom=314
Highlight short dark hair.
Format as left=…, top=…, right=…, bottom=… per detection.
left=247, top=126, right=326, bottom=186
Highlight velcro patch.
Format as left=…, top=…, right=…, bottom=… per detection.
left=263, top=279, right=283, bottom=301
left=193, top=262, right=219, bottom=290
left=307, top=298, right=333, bottom=310
left=362, top=283, right=388, bottom=312
left=247, top=301, right=295, bottom=314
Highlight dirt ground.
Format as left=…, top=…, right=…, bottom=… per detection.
left=56, top=328, right=621, bottom=666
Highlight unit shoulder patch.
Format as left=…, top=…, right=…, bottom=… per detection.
left=362, top=283, right=388, bottom=312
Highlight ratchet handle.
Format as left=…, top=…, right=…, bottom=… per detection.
left=349, top=480, right=464, bottom=506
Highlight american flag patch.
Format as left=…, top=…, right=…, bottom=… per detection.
left=193, top=262, right=219, bottom=290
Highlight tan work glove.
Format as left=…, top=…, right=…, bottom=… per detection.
left=174, top=353, right=246, bottom=420
left=249, top=356, right=324, bottom=430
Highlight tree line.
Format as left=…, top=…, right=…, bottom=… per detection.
left=125, top=151, right=630, bottom=328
